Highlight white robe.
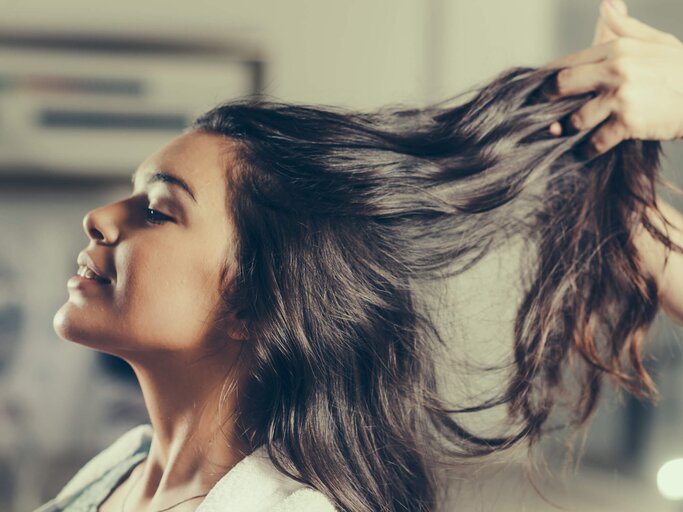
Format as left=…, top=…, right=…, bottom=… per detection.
left=33, top=423, right=337, bottom=512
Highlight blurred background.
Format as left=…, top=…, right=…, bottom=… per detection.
left=1, top=0, right=683, bottom=510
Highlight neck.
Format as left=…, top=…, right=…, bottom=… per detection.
left=122, top=341, right=252, bottom=507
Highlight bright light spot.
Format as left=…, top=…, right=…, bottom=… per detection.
left=657, top=458, right=683, bottom=500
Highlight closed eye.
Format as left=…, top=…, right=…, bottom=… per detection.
left=145, top=207, right=174, bottom=225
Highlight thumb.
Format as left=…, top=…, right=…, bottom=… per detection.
left=592, top=0, right=624, bottom=46
left=609, top=0, right=628, bottom=16
left=600, top=0, right=681, bottom=46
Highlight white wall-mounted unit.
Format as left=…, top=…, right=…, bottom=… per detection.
left=0, top=31, right=264, bottom=177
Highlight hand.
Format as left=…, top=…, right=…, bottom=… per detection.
left=542, top=0, right=683, bottom=158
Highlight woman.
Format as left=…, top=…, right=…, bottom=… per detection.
left=33, top=1, right=683, bottom=511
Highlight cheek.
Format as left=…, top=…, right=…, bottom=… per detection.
left=113, top=247, right=222, bottom=350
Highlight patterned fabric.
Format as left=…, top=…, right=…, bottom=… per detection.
left=32, top=424, right=336, bottom=512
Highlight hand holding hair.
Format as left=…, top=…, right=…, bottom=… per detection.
left=544, top=0, right=683, bottom=158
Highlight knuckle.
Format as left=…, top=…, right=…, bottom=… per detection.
left=618, top=109, right=636, bottom=129
left=556, top=69, right=571, bottom=94
left=612, top=37, right=633, bottom=56
left=614, top=82, right=635, bottom=106
left=591, top=137, right=607, bottom=154
left=609, top=56, right=631, bottom=80
left=570, top=112, right=583, bottom=130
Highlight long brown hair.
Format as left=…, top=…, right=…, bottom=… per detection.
left=192, top=65, right=681, bottom=511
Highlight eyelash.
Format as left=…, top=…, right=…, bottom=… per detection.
left=144, top=207, right=173, bottom=225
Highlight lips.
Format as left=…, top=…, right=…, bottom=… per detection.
left=76, top=252, right=112, bottom=284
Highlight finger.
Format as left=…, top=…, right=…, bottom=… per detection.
left=609, top=0, right=628, bottom=16
left=593, top=0, right=623, bottom=45
left=592, top=15, right=617, bottom=47
left=541, top=42, right=612, bottom=71
left=566, top=96, right=615, bottom=134
left=582, top=115, right=629, bottom=158
left=549, top=95, right=615, bottom=138
left=544, top=61, right=615, bottom=100
left=600, top=0, right=682, bottom=46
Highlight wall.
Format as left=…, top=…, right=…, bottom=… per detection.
left=2, top=1, right=682, bottom=511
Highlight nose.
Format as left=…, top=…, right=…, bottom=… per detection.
left=82, top=202, right=122, bottom=244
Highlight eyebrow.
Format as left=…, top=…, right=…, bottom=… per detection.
left=131, top=169, right=197, bottom=204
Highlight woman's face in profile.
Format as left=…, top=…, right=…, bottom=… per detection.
left=53, top=130, right=240, bottom=358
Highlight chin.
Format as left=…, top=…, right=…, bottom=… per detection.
left=52, top=304, right=137, bottom=362
left=53, top=305, right=88, bottom=345
left=53, top=303, right=108, bottom=349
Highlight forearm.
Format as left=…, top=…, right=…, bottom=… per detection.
left=633, top=195, right=683, bottom=325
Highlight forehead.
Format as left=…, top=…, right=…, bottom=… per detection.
left=136, top=130, right=232, bottom=206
